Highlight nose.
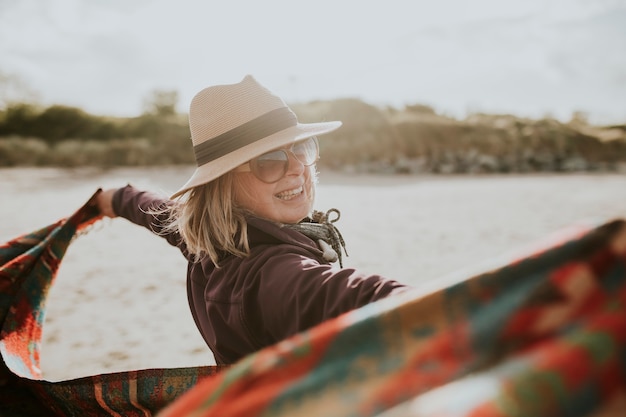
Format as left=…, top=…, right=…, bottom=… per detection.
left=285, top=151, right=305, bottom=176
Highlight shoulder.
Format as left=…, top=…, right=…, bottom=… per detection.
left=113, top=184, right=172, bottom=214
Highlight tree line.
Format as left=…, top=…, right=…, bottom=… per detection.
left=1, top=95, right=625, bottom=173
left=0, top=91, right=193, bottom=167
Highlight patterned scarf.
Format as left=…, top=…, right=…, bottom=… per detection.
left=285, top=208, right=348, bottom=267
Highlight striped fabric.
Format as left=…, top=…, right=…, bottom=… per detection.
left=0, top=191, right=223, bottom=416
left=157, top=218, right=626, bottom=417
left=1, top=190, right=625, bottom=416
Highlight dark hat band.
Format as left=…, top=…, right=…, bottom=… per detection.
left=193, top=107, right=297, bottom=166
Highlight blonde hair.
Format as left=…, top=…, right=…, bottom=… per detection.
left=165, top=171, right=249, bottom=266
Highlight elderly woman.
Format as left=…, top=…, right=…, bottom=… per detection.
left=95, top=75, right=409, bottom=365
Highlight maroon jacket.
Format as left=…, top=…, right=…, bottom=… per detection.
left=113, top=185, right=409, bottom=365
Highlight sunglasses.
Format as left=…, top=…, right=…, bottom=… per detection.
left=235, top=136, right=320, bottom=183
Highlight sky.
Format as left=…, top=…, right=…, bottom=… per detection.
left=1, top=0, right=625, bottom=124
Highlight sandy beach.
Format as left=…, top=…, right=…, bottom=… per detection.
left=1, top=167, right=625, bottom=382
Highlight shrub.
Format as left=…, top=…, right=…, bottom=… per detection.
left=0, top=136, right=50, bottom=166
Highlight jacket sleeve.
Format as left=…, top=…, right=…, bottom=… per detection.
left=249, top=251, right=409, bottom=344
left=111, top=184, right=186, bottom=252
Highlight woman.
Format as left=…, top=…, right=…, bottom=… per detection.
left=96, top=75, right=410, bottom=365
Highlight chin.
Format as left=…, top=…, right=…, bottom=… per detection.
left=281, top=205, right=311, bottom=224
left=281, top=212, right=308, bottom=224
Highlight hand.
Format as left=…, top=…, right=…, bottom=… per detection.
left=94, top=188, right=118, bottom=218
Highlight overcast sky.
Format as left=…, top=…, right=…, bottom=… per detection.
left=1, top=0, right=625, bottom=124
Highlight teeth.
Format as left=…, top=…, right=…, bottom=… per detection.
left=276, top=186, right=303, bottom=200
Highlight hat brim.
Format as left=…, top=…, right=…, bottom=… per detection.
left=170, top=121, right=341, bottom=199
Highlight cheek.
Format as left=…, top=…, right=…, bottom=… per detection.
left=234, top=175, right=271, bottom=210
left=233, top=176, right=256, bottom=209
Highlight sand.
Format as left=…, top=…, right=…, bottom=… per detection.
left=1, top=167, right=625, bottom=382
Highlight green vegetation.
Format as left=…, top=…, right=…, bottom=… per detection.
left=296, top=99, right=626, bottom=174
left=0, top=94, right=193, bottom=167
left=1, top=97, right=625, bottom=174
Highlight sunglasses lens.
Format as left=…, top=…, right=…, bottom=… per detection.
left=250, top=150, right=288, bottom=183
left=247, top=137, right=319, bottom=183
left=292, top=137, right=319, bottom=166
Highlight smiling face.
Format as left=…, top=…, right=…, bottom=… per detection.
left=233, top=154, right=317, bottom=224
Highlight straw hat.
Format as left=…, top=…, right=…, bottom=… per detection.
left=171, top=75, right=342, bottom=198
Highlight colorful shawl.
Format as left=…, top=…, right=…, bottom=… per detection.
left=0, top=191, right=223, bottom=416
left=1, top=190, right=625, bottom=416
